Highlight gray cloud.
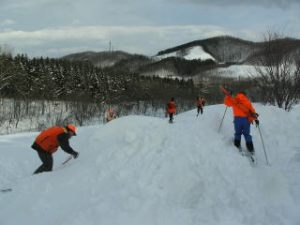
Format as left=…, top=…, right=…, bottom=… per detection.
left=0, top=19, right=15, bottom=26
left=0, top=25, right=234, bottom=57
left=173, top=0, right=300, bottom=8
left=1, top=0, right=299, bottom=57
left=1, top=0, right=67, bottom=10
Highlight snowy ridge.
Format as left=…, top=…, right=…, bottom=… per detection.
left=0, top=104, right=300, bottom=225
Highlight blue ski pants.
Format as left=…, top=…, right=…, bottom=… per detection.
left=234, top=117, right=252, bottom=143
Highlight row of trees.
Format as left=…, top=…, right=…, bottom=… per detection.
left=0, top=51, right=206, bottom=133
left=1, top=31, right=300, bottom=124
left=0, top=53, right=200, bottom=103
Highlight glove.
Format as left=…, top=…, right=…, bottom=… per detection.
left=72, top=151, right=79, bottom=159
left=255, top=119, right=259, bottom=127
left=251, top=112, right=259, bottom=118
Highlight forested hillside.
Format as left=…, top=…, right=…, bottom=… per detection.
left=0, top=54, right=198, bottom=103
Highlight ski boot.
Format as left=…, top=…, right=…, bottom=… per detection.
left=234, top=139, right=242, bottom=152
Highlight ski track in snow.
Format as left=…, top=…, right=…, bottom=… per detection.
left=0, top=104, right=300, bottom=225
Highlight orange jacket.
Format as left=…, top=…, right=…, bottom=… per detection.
left=167, top=101, right=176, bottom=114
left=197, top=98, right=205, bottom=107
left=224, top=93, right=257, bottom=122
left=105, top=108, right=116, bottom=122
left=35, top=126, right=67, bottom=153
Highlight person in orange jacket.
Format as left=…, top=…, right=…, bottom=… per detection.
left=166, top=97, right=176, bottom=123
left=223, top=90, right=259, bottom=155
left=105, top=107, right=116, bottom=123
left=31, top=124, right=79, bottom=174
left=196, top=96, right=206, bottom=116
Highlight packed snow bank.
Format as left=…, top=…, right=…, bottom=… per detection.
left=0, top=104, right=300, bottom=225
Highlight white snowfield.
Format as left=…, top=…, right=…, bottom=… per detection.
left=211, top=65, right=258, bottom=78
left=183, top=46, right=215, bottom=61
left=1, top=104, right=300, bottom=225
left=158, top=46, right=215, bottom=61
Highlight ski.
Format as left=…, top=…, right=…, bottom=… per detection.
left=242, top=149, right=257, bottom=166
left=236, top=147, right=256, bottom=166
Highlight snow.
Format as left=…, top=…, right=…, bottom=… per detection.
left=190, top=65, right=261, bottom=84
left=199, top=65, right=257, bottom=79
left=158, top=46, right=215, bottom=61
left=1, top=104, right=300, bottom=225
left=214, top=65, right=257, bottom=78
left=140, top=68, right=178, bottom=78
left=183, top=46, right=215, bottom=61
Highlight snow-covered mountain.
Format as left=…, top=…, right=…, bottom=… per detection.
left=157, top=36, right=256, bottom=64
left=61, top=36, right=300, bottom=80
left=1, top=104, right=300, bottom=225
left=62, top=50, right=151, bottom=68
left=157, top=36, right=300, bottom=64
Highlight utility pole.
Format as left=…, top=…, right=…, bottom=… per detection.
left=109, top=41, right=112, bottom=52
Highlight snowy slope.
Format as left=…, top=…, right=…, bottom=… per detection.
left=183, top=46, right=215, bottom=61
left=191, top=65, right=261, bottom=83
left=1, top=104, right=300, bottom=225
left=212, top=65, right=257, bottom=78
left=157, top=46, right=215, bottom=61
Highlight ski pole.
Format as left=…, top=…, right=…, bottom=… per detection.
left=257, top=125, right=270, bottom=166
left=218, top=107, right=228, bottom=133
left=62, top=155, right=73, bottom=165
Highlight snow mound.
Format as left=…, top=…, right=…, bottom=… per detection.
left=0, top=104, right=300, bottom=225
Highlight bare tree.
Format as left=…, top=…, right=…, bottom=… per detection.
left=0, top=44, right=14, bottom=57
left=254, top=31, right=300, bottom=111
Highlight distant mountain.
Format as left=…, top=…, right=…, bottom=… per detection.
left=62, top=51, right=150, bottom=68
left=247, top=37, right=300, bottom=64
left=61, top=49, right=218, bottom=78
left=157, top=36, right=300, bottom=64
left=112, top=54, right=154, bottom=73
left=61, top=36, right=300, bottom=80
left=157, top=36, right=257, bottom=64
left=156, top=46, right=216, bottom=62
left=138, top=57, right=216, bottom=78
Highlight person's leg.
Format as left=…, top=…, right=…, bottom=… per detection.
left=246, top=142, right=254, bottom=153
left=234, top=117, right=242, bottom=148
left=197, top=106, right=200, bottom=116
left=200, top=106, right=203, bottom=114
left=34, top=150, right=53, bottom=174
left=169, top=113, right=174, bottom=123
left=241, top=119, right=254, bottom=153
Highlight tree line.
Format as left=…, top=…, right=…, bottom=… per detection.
left=0, top=53, right=200, bottom=103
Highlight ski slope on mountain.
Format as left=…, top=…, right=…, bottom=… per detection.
left=1, top=104, right=300, bottom=225
left=157, top=46, right=215, bottom=61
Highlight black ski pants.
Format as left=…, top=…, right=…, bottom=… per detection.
left=32, top=143, right=53, bottom=174
left=197, top=106, right=203, bottom=115
left=169, top=113, right=174, bottom=122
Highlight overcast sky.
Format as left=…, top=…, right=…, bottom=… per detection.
left=0, top=0, right=300, bottom=58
